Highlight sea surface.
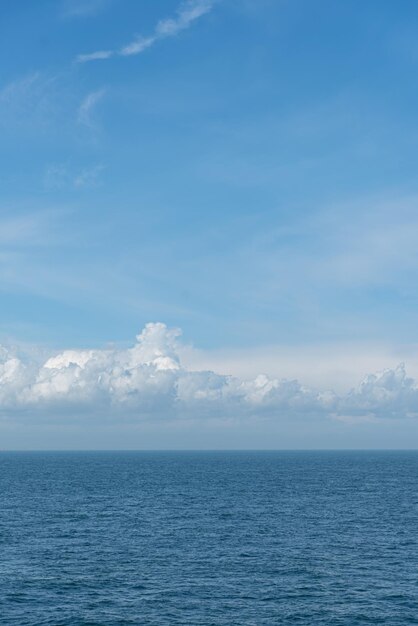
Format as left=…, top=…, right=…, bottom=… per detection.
left=1, top=451, right=418, bottom=625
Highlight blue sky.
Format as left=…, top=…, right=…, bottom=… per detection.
left=2, top=0, right=418, bottom=448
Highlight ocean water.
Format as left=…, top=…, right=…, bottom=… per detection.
left=1, top=451, right=418, bottom=625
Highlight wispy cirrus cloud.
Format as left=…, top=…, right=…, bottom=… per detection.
left=0, top=73, right=41, bottom=103
left=76, top=0, right=215, bottom=63
left=77, top=88, right=106, bottom=127
left=73, top=163, right=105, bottom=188
left=0, top=212, right=55, bottom=248
left=61, top=0, right=110, bottom=19
left=0, top=72, right=70, bottom=131
left=77, top=50, right=113, bottom=62
left=0, top=73, right=55, bottom=121
left=43, top=163, right=105, bottom=190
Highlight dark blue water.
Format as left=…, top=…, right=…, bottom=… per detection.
left=1, top=451, right=418, bottom=625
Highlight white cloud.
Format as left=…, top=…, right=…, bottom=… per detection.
left=43, top=164, right=70, bottom=190
left=159, top=0, right=213, bottom=34
left=180, top=341, right=418, bottom=393
left=62, top=0, right=110, bottom=19
left=43, top=163, right=105, bottom=190
left=73, top=164, right=105, bottom=188
left=120, top=37, right=156, bottom=58
left=77, top=89, right=106, bottom=127
left=76, top=50, right=114, bottom=63
left=0, top=73, right=40, bottom=103
left=0, top=73, right=55, bottom=123
left=0, top=214, right=50, bottom=247
left=1, top=322, right=418, bottom=422
left=77, top=0, right=214, bottom=63
left=0, top=72, right=67, bottom=130
left=338, top=364, right=418, bottom=420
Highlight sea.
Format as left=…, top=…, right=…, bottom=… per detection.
left=1, top=451, right=418, bottom=625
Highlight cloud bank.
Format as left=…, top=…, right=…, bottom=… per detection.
left=76, top=0, right=214, bottom=63
left=0, top=322, right=417, bottom=422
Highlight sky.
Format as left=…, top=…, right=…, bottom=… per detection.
left=2, top=0, right=418, bottom=448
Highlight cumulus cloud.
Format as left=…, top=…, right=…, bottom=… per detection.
left=1, top=322, right=418, bottom=422
left=337, top=364, right=418, bottom=420
left=76, top=0, right=214, bottom=63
